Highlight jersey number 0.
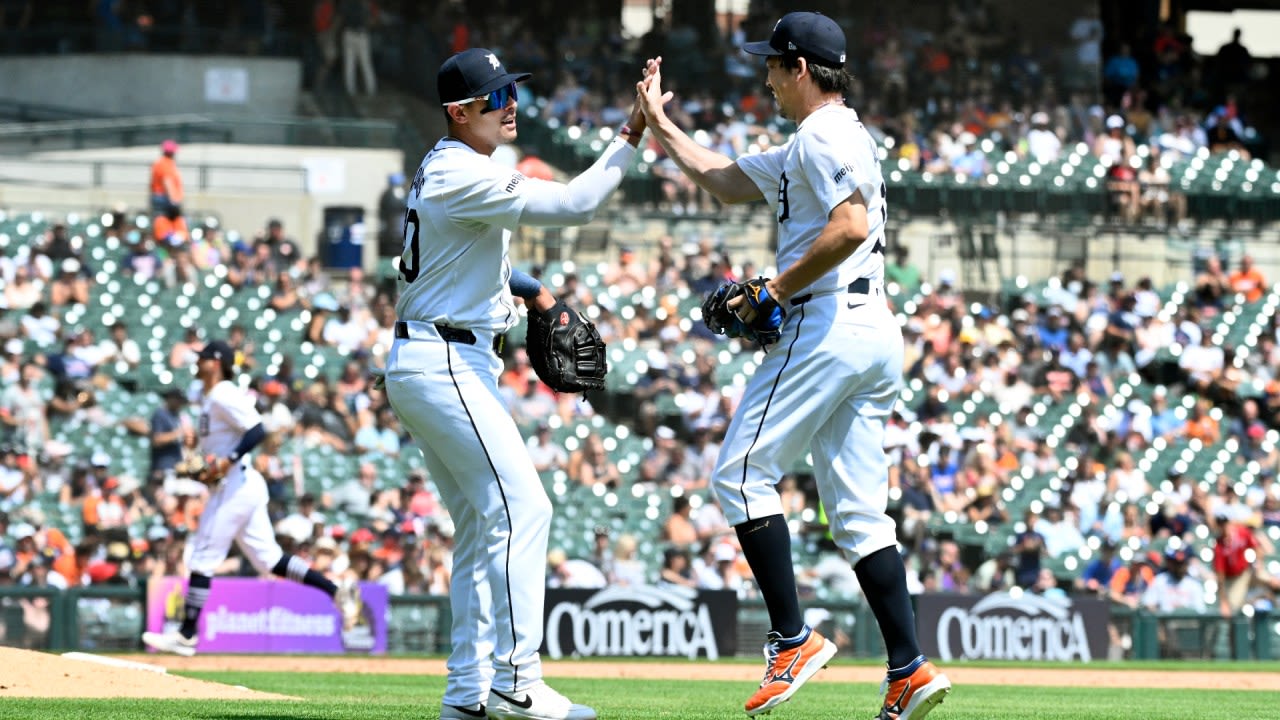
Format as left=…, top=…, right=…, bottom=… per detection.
left=401, top=208, right=421, bottom=283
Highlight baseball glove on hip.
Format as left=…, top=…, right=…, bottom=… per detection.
left=526, top=300, right=608, bottom=393
left=701, top=277, right=784, bottom=344
left=174, top=452, right=230, bottom=486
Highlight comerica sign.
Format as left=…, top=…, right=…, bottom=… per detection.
left=918, top=592, right=1109, bottom=662
left=542, top=586, right=738, bottom=659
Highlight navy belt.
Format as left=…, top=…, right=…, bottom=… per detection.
left=789, top=277, right=873, bottom=307
left=395, top=321, right=505, bottom=354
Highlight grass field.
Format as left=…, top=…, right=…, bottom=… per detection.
left=3, top=663, right=1280, bottom=720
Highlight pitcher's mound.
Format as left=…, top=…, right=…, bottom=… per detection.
left=0, top=647, right=295, bottom=700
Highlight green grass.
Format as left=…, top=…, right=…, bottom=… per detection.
left=1, top=670, right=1279, bottom=720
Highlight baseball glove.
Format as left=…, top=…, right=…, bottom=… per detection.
left=525, top=300, right=608, bottom=393
left=701, top=277, right=784, bottom=344
left=174, top=452, right=230, bottom=486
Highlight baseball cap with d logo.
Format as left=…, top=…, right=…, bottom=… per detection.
left=437, top=48, right=531, bottom=113
left=742, top=11, right=847, bottom=68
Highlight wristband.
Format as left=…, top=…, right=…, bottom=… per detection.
left=620, top=124, right=640, bottom=137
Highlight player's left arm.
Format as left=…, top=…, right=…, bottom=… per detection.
left=209, top=388, right=267, bottom=472
left=509, top=267, right=556, bottom=313
left=767, top=197, right=867, bottom=303
left=767, top=126, right=879, bottom=303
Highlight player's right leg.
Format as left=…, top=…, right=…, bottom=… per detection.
left=709, top=308, right=844, bottom=716
left=419, top=444, right=495, bottom=717
left=386, top=336, right=593, bottom=720
left=809, top=305, right=949, bottom=720
left=143, top=482, right=235, bottom=655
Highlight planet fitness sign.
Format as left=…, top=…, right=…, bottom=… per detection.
left=917, top=591, right=1108, bottom=662
left=146, top=576, right=388, bottom=654
left=542, top=586, right=738, bottom=659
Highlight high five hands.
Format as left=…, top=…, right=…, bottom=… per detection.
left=635, top=56, right=673, bottom=125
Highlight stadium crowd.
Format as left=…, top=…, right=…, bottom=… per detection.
left=2, top=180, right=1280, bottom=652
left=0, top=2, right=1278, bottom=655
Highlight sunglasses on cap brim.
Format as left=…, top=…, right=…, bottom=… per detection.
left=445, top=82, right=518, bottom=114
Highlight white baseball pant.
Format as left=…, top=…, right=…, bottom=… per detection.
left=712, top=285, right=902, bottom=565
left=385, top=320, right=551, bottom=705
left=185, top=465, right=283, bottom=577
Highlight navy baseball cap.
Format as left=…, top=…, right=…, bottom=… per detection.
left=437, top=48, right=531, bottom=106
left=743, top=12, right=847, bottom=68
left=198, top=340, right=235, bottom=376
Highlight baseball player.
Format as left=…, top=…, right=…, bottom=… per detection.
left=382, top=48, right=644, bottom=720
left=142, top=340, right=345, bottom=656
left=637, top=12, right=951, bottom=720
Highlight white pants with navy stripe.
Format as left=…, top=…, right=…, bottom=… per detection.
left=185, top=466, right=283, bottom=577
left=385, top=324, right=551, bottom=705
left=712, top=287, right=902, bottom=565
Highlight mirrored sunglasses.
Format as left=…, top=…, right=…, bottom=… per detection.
left=447, top=82, right=518, bottom=114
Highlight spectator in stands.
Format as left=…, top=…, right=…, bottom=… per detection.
left=338, top=0, right=376, bottom=96
left=1193, top=256, right=1232, bottom=315
left=354, top=405, right=400, bottom=458
left=1143, top=547, right=1205, bottom=613
left=661, top=495, right=698, bottom=549
left=98, top=321, right=141, bottom=374
left=3, top=265, right=39, bottom=312
left=1014, top=510, right=1046, bottom=587
left=270, top=271, right=303, bottom=312
left=658, top=546, right=697, bottom=589
left=20, top=301, right=59, bottom=347
left=1183, top=399, right=1221, bottom=445
left=885, top=246, right=921, bottom=296
left=259, top=219, right=302, bottom=274
left=568, top=432, right=620, bottom=488
left=972, top=550, right=1016, bottom=593
left=1077, top=540, right=1122, bottom=595
left=1024, top=112, right=1061, bottom=164
left=546, top=547, right=606, bottom=589
left=1229, top=254, right=1266, bottom=304
left=1, top=362, right=47, bottom=458
left=1036, top=505, right=1086, bottom=558
left=147, top=387, right=189, bottom=484
left=150, top=140, right=184, bottom=216
left=935, top=539, right=969, bottom=593
left=277, top=493, right=325, bottom=544
left=1109, top=552, right=1156, bottom=609
left=1102, top=44, right=1139, bottom=106
left=526, top=423, right=566, bottom=473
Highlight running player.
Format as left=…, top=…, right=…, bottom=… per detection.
left=142, top=340, right=346, bottom=656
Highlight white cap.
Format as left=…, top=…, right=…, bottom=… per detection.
left=714, top=544, right=736, bottom=562
left=1106, top=115, right=1125, bottom=130
left=1031, top=111, right=1050, bottom=125
left=656, top=425, right=676, bottom=441
left=957, top=132, right=978, bottom=146
left=4, top=338, right=22, bottom=355
left=91, top=451, right=111, bottom=467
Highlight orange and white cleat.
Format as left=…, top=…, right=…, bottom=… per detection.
left=878, top=658, right=951, bottom=720
left=744, top=627, right=838, bottom=716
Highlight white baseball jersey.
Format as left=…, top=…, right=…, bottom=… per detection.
left=199, top=380, right=262, bottom=457
left=187, top=380, right=280, bottom=578
left=712, top=102, right=902, bottom=567
left=737, top=104, right=887, bottom=292
left=396, top=138, right=523, bottom=331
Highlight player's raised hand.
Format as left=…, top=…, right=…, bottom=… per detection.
left=636, top=56, right=673, bottom=122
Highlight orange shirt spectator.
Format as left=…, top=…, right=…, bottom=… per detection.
left=1184, top=411, right=1220, bottom=444
left=150, top=140, right=184, bottom=211
left=1229, top=255, right=1266, bottom=303
left=152, top=213, right=189, bottom=245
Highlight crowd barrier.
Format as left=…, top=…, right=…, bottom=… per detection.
left=0, top=584, right=1272, bottom=661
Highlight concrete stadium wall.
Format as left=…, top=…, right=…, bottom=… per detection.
left=0, top=55, right=300, bottom=118
left=0, top=143, right=403, bottom=270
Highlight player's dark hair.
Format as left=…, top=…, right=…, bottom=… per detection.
left=779, top=53, right=853, bottom=95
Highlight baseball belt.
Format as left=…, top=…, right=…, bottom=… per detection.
left=789, top=277, right=876, bottom=307
left=395, top=320, right=505, bottom=354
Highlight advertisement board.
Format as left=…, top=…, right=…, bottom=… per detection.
left=542, top=585, right=738, bottom=660
left=146, top=576, right=388, bottom=654
left=916, top=591, right=1109, bottom=662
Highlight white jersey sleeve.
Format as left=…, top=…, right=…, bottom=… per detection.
left=445, top=161, right=529, bottom=230
left=796, top=120, right=880, bottom=217
left=736, top=145, right=787, bottom=215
